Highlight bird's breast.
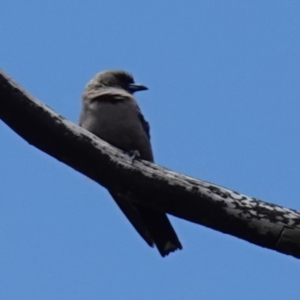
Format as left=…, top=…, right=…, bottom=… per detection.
left=80, top=100, right=152, bottom=160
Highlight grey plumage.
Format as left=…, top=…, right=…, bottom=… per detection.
left=79, top=70, right=182, bottom=256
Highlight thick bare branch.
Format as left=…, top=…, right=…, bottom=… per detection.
left=1, top=69, right=300, bottom=259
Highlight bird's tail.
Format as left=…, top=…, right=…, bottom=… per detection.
left=110, top=191, right=182, bottom=256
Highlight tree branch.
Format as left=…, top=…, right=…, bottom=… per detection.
left=1, top=69, right=300, bottom=259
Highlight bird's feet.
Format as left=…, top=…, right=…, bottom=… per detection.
left=128, top=150, right=141, bottom=164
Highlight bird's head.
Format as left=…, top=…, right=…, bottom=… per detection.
left=86, top=70, right=148, bottom=94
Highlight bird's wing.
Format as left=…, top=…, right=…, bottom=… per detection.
left=137, top=107, right=151, bottom=140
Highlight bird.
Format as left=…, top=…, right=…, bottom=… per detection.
left=79, top=70, right=182, bottom=256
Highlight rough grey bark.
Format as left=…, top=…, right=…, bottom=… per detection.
left=1, top=69, right=300, bottom=259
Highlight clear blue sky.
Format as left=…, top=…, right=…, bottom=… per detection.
left=1, top=1, right=300, bottom=299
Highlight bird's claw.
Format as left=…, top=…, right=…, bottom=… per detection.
left=128, top=150, right=141, bottom=163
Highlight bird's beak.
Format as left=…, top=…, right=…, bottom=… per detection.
left=128, top=83, right=148, bottom=93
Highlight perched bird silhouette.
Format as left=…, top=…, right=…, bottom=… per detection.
left=79, top=70, right=182, bottom=256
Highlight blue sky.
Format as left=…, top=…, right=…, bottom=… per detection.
left=1, top=1, right=300, bottom=299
